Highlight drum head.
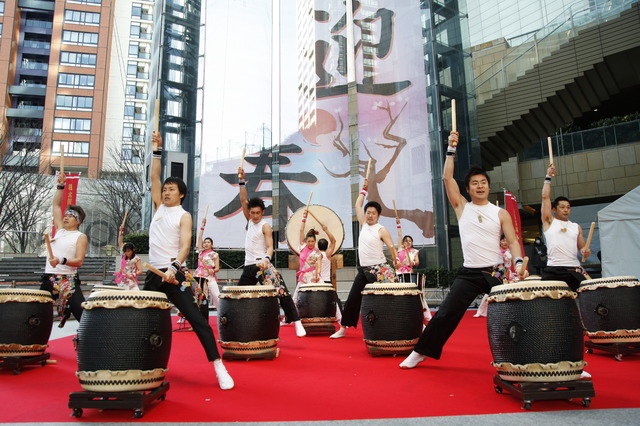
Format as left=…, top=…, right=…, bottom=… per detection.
left=285, top=205, right=345, bottom=255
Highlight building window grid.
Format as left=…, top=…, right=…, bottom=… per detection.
left=53, top=117, right=92, bottom=134
left=52, top=140, right=90, bottom=157
left=64, top=9, right=100, bottom=25
left=58, top=73, right=95, bottom=89
left=55, top=95, right=93, bottom=111
left=62, top=30, right=99, bottom=46
left=60, top=51, right=97, bottom=67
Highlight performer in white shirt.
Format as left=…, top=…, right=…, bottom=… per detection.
left=400, top=131, right=527, bottom=368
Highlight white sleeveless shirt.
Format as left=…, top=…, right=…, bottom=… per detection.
left=320, top=251, right=330, bottom=282
left=149, top=204, right=188, bottom=268
left=244, top=219, right=268, bottom=266
left=459, top=202, right=503, bottom=268
left=544, top=219, right=580, bottom=267
left=45, top=229, right=82, bottom=275
left=359, top=223, right=386, bottom=267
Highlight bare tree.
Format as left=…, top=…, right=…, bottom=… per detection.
left=0, top=123, right=53, bottom=253
left=94, top=143, right=145, bottom=238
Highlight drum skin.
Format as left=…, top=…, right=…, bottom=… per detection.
left=75, top=290, right=173, bottom=392
left=577, top=276, right=640, bottom=343
left=217, top=286, right=280, bottom=359
left=487, top=281, right=586, bottom=382
left=360, top=283, right=423, bottom=356
left=285, top=205, right=345, bottom=255
left=0, top=289, right=54, bottom=357
left=296, top=282, right=337, bottom=335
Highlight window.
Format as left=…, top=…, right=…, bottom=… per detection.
left=58, top=73, right=95, bottom=88
left=67, top=0, right=101, bottom=4
left=122, top=144, right=143, bottom=164
left=52, top=141, right=89, bottom=157
left=62, top=30, right=98, bottom=46
left=64, top=9, right=100, bottom=25
left=54, top=118, right=91, bottom=134
left=124, top=103, right=135, bottom=119
left=60, top=51, right=97, bottom=67
left=131, top=3, right=142, bottom=18
left=55, top=95, right=93, bottom=111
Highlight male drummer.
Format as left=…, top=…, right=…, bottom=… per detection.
left=330, top=178, right=400, bottom=339
left=145, top=131, right=234, bottom=390
left=237, top=168, right=306, bottom=337
left=40, top=173, right=88, bottom=327
left=400, top=131, right=527, bottom=368
left=540, top=163, right=591, bottom=291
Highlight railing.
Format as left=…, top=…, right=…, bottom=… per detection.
left=473, top=0, right=638, bottom=104
left=520, top=119, right=640, bottom=161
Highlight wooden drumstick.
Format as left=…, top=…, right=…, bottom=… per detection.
left=46, top=359, right=57, bottom=365
left=204, top=205, right=209, bottom=219
left=521, top=256, right=529, bottom=272
left=144, top=263, right=178, bottom=284
left=547, top=137, right=554, bottom=166
left=582, top=222, right=596, bottom=262
left=451, top=99, right=457, bottom=133
left=154, top=99, right=161, bottom=133
left=393, top=200, right=399, bottom=220
left=120, top=210, right=129, bottom=229
left=305, top=192, right=313, bottom=212
left=44, top=233, right=54, bottom=259
left=306, top=209, right=324, bottom=228
left=365, top=158, right=372, bottom=180
left=60, top=145, right=65, bottom=175
left=238, top=146, right=246, bottom=178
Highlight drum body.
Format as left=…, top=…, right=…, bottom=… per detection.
left=217, top=286, right=280, bottom=359
left=75, top=290, right=173, bottom=392
left=0, top=289, right=54, bottom=357
left=487, top=281, right=585, bottom=382
left=577, top=276, right=640, bottom=343
left=360, top=283, right=423, bottom=356
left=296, top=282, right=337, bottom=335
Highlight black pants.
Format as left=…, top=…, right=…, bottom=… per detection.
left=238, top=265, right=300, bottom=322
left=340, top=267, right=378, bottom=328
left=40, top=273, right=85, bottom=323
left=541, top=266, right=589, bottom=291
left=144, top=270, right=220, bottom=361
left=195, top=276, right=210, bottom=320
left=413, top=267, right=501, bottom=359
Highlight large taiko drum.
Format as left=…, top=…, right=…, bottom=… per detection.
left=217, top=285, right=280, bottom=359
left=285, top=205, right=345, bottom=255
left=75, top=290, right=173, bottom=392
left=296, top=282, right=337, bottom=335
left=0, top=289, right=54, bottom=357
left=577, top=276, right=640, bottom=343
left=360, top=283, right=423, bottom=356
left=487, top=281, right=586, bottom=382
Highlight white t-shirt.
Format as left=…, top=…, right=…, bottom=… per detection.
left=358, top=223, right=386, bottom=267
left=545, top=219, right=580, bottom=267
left=45, top=229, right=82, bottom=275
left=244, top=219, right=268, bottom=266
left=459, top=202, right=503, bottom=268
left=149, top=204, right=188, bottom=269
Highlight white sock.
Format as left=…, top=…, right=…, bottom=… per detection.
left=399, top=351, right=426, bottom=369
left=213, top=359, right=234, bottom=390
left=330, top=327, right=346, bottom=339
left=294, top=320, right=307, bottom=337
left=580, top=370, right=592, bottom=379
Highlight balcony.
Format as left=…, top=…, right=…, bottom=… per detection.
left=6, top=108, right=45, bottom=119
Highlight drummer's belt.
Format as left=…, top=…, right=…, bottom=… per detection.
left=49, top=274, right=78, bottom=325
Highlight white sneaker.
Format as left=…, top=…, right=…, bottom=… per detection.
left=294, top=321, right=307, bottom=337
left=580, top=370, right=592, bottom=379
left=213, top=359, right=234, bottom=390
left=399, top=351, right=426, bottom=369
left=177, top=316, right=185, bottom=324
left=330, top=327, right=346, bottom=339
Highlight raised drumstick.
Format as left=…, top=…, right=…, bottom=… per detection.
left=582, top=222, right=596, bottom=262
left=238, top=146, right=246, bottom=179
left=60, top=145, right=65, bottom=175
left=393, top=200, right=399, bottom=220
left=365, top=158, right=372, bottom=180
left=451, top=99, right=457, bottom=133
left=547, top=137, right=554, bottom=166
left=306, top=208, right=325, bottom=228
left=44, top=233, right=54, bottom=259
left=120, top=210, right=129, bottom=229
left=144, top=263, right=178, bottom=284
left=305, top=192, right=313, bottom=211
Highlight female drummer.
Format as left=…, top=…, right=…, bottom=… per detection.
left=115, top=225, right=142, bottom=291
left=395, top=219, right=419, bottom=283
left=194, top=217, right=221, bottom=320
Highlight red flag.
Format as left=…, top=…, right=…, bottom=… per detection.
left=504, top=190, right=525, bottom=258
left=53, top=173, right=81, bottom=237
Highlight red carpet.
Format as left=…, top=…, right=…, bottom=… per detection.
left=2, top=311, right=639, bottom=422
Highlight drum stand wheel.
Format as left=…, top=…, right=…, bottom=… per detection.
left=0, top=353, right=50, bottom=375
left=492, top=375, right=594, bottom=410
left=585, top=341, right=640, bottom=361
left=68, top=381, right=170, bottom=418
